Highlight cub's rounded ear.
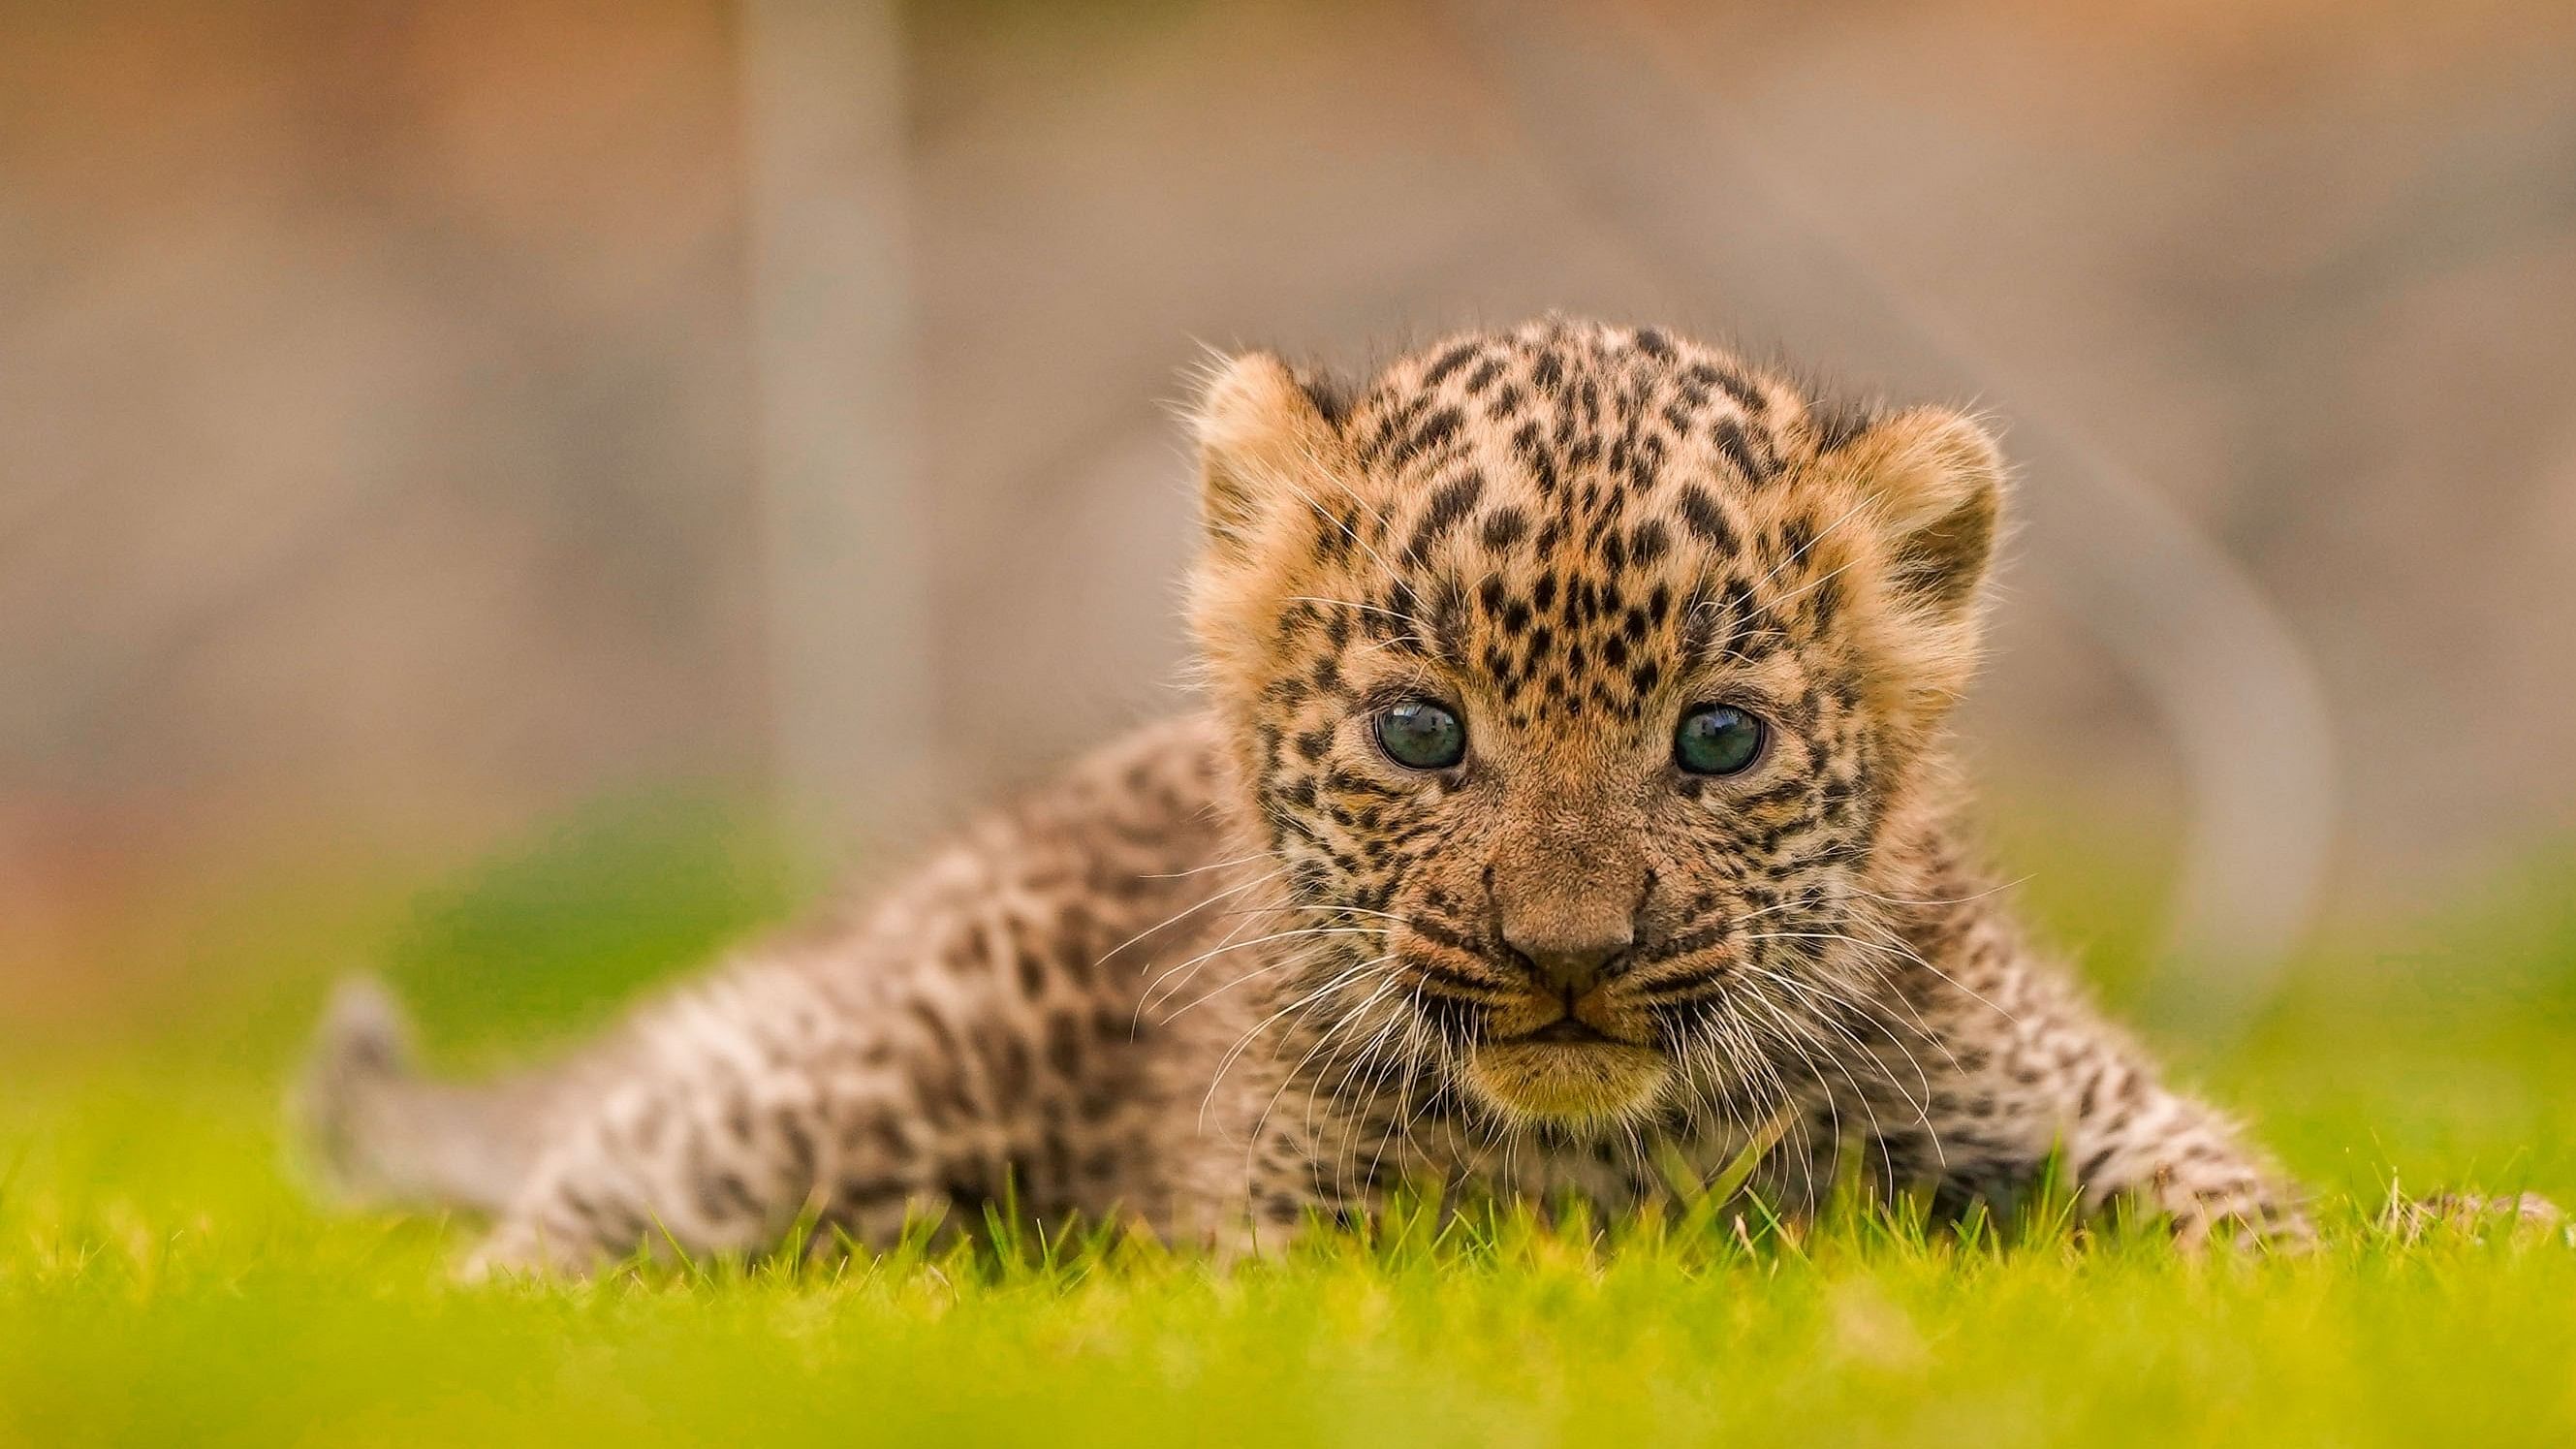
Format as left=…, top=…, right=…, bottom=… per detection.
left=1189, top=351, right=1349, bottom=559
left=1832, top=406, right=2006, bottom=618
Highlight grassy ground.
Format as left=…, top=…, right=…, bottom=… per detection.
left=4, top=798, right=2573, bottom=1447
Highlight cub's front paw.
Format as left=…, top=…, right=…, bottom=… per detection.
left=2382, top=1191, right=2567, bottom=1244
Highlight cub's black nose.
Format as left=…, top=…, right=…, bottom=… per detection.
left=1506, top=937, right=1629, bottom=998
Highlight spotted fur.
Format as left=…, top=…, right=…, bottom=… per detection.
left=299, top=318, right=2300, bottom=1275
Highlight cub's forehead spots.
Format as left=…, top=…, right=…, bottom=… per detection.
left=1302, top=319, right=1864, bottom=725
left=1346, top=321, right=1809, bottom=568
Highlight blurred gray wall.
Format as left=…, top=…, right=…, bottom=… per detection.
left=6, top=0, right=2576, bottom=985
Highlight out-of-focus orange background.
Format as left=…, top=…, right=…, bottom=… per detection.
left=7, top=0, right=2574, bottom=1026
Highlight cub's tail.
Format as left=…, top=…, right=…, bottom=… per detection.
left=293, top=978, right=552, bottom=1214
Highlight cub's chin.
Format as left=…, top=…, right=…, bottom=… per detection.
left=1463, top=1037, right=1670, bottom=1123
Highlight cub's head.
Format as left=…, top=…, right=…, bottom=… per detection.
left=1186, top=319, right=2003, bottom=1131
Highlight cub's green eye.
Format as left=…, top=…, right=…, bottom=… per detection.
left=1675, top=704, right=1767, bottom=776
left=1375, top=699, right=1466, bottom=771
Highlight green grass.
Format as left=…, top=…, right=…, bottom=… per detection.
left=4, top=799, right=2574, bottom=1447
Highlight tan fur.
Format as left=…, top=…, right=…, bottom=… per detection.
left=300, top=317, right=2302, bottom=1275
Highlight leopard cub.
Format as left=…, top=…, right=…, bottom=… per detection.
left=301, top=317, right=2301, bottom=1275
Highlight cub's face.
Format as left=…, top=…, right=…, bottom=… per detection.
left=1188, top=321, right=2003, bottom=1130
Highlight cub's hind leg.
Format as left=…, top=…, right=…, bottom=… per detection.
left=457, top=966, right=975, bottom=1278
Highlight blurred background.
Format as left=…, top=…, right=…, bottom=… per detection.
left=7, top=0, right=2576, bottom=1043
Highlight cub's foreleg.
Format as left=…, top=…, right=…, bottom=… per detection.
left=1912, top=974, right=2307, bottom=1246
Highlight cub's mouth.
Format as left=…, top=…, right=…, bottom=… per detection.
left=1512, top=1017, right=1618, bottom=1045
left=1464, top=1012, right=1669, bottom=1121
